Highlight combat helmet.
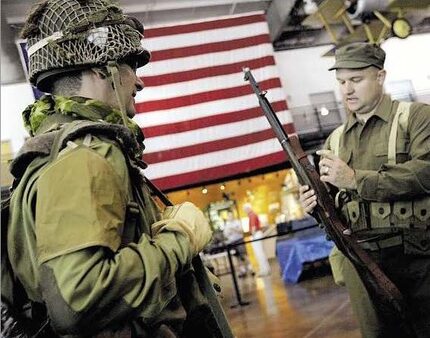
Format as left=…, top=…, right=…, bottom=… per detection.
left=22, top=0, right=150, bottom=92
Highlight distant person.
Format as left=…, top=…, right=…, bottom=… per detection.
left=223, top=210, right=254, bottom=278
left=243, top=203, right=271, bottom=277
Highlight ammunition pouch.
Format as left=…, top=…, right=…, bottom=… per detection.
left=340, top=196, right=430, bottom=232
left=413, top=198, right=430, bottom=228
left=370, top=202, right=391, bottom=228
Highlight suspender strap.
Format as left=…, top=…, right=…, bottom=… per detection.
left=329, top=124, right=345, bottom=156
left=388, top=102, right=411, bottom=165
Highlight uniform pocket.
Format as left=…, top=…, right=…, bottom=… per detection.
left=404, top=230, right=430, bottom=256
left=373, top=141, right=387, bottom=157
left=372, top=142, right=389, bottom=168
left=394, top=137, right=410, bottom=164
left=346, top=201, right=360, bottom=224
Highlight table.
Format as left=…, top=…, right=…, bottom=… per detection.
left=276, top=227, right=334, bottom=283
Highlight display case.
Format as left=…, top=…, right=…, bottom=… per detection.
left=205, top=199, right=238, bottom=231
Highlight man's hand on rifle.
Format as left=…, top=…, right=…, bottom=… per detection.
left=317, top=150, right=357, bottom=190
left=151, top=202, right=213, bottom=256
left=299, top=185, right=317, bottom=214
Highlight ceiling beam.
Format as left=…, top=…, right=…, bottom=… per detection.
left=5, top=0, right=270, bottom=24
left=266, top=0, right=297, bottom=42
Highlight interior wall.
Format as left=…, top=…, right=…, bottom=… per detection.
left=274, top=45, right=337, bottom=108
left=1, top=83, right=33, bottom=153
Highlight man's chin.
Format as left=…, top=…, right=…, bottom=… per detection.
left=346, top=102, right=360, bottom=113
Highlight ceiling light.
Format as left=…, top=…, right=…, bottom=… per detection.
left=320, top=107, right=329, bottom=116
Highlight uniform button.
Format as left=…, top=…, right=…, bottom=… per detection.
left=420, top=240, right=428, bottom=247
left=400, top=208, right=406, bottom=214
left=421, top=209, right=427, bottom=217
left=213, top=283, right=221, bottom=292
left=378, top=208, right=385, bottom=215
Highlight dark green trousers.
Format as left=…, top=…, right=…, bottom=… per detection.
left=330, top=246, right=430, bottom=338
left=330, top=247, right=380, bottom=338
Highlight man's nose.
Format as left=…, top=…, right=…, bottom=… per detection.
left=135, top=76, right=144, bottom=91
left=344, top=82, right=354, bottom=94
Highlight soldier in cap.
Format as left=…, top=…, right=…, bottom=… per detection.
left=2, top=1, right=217, bottom=337
left=300, top=42, right=430, bottom=337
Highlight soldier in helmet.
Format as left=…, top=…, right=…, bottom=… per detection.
left=3, top=1, right=216, bottom=337
left=300, top=42, right=430, bottom=337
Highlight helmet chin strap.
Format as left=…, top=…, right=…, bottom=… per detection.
left=106, top=61, right=129, bottom=128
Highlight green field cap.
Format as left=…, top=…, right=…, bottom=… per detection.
left=329, top=42, right=386, bottom=71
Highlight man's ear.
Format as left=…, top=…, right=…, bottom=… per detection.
left=376, top=69, right=386, bottom=85
left=91, top=67, right=108, bottom=79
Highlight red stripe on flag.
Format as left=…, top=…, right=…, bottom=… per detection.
left=143, top=55, right=275, bottom=87
left=145, top=13, right=265, bottom=38
left=143, top=100, right=288, bottom=138
left=136, top=78, right=282, bottom=113
left=152, top=151, right=288, bottom=190
left=143, top=123, right=295, bottom=163
left=150, top=34, right=270, bottom=62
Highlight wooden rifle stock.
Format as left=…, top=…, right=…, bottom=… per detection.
left=243, top=68, right=416, bottom=336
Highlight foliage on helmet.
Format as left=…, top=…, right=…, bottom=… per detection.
left=22, top=0, right=150, bottom=91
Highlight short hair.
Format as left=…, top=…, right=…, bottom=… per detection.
left=47, top=70, right=83, bottom=95
left=243, top=203, right=252, bottom=212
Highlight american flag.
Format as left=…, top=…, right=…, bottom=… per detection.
left=135, top=12, right=294, bottom=191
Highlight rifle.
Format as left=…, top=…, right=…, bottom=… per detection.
left=243, top=68, right=416, bottom=336
left=145, top=179, right=235, bottom=338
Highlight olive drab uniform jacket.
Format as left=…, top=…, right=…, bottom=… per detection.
left=326, top=95, right=430, bottom=247
left=5, top=104, right=216, bottom=337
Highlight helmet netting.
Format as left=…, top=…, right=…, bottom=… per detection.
left=23, top=0, right=149, bottom=89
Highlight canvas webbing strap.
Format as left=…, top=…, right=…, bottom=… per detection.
left=388, top=101, right=411, bottom=165
left=329, top=124, right=345, bottom=156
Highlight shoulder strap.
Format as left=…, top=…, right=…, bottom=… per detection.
left=388, top=101, right=412, bottom=165
left=329, top=124, right=345, bottom=156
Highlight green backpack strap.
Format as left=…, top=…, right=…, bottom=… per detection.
left=388, top=101, right=412, bottom=165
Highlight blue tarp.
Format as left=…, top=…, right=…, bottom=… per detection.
left=276, top=227, right=334, bottom=283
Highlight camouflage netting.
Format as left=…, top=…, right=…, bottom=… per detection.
left=22, top=0, right=150, bottom=91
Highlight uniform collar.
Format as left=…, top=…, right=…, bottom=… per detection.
left=344, top=94, right=392, bottom=133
